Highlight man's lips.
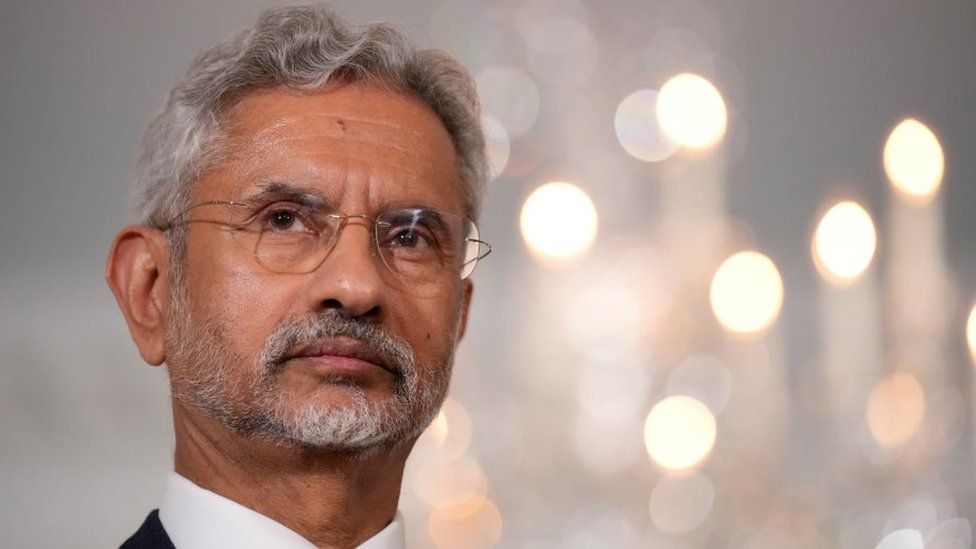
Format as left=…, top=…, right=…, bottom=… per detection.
left=283, top=339, right=396, bottom=377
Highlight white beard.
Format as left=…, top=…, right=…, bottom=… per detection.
left=163, top=263, right=453, bottom=452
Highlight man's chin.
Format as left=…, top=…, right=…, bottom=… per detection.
left=180, top=377, right=438, bottom=452
left=247, top=390, right=415, bottom=451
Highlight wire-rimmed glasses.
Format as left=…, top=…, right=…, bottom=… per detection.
left=161, top=199, right=491, bottom=286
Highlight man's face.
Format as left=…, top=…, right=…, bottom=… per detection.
left=164, top=83, right=471, bottom=450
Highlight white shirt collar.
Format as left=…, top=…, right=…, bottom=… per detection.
left=158, top=472, right=405, bottom=549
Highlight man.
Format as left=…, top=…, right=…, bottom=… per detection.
left=105, top=5, right=490, bottom=548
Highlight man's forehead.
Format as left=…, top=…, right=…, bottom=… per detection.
left=198, top=83, right=464, bottom=209
left=224, top=83, right=455, bottom=157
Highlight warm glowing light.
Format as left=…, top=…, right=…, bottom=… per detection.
left=481, top=114, right=510, bottom=180
left=649, top=473, right=715, bottom=534
left=883, top=118, right=945, bottom=203
left=432, top=398, right=473, bottom=460
left=875, top=529, right=924, bottom=549
left=614, top=89, right=678, bottom=162
left=414, top=399, right=472, bottom=462
left=867, top=373, right=925, bottom=448
left=428, top=498, right=502, bottom=549
left=520, top=182, right=598, bottom=260
left=643, top=396, right=717, bottom=471
left=427, top=409, right=449, bottom=446
left=415, top=455, right=487, bottom=510
left=967, top=302, right=976, bottom=365
left=656, top=73, right=728, bottom=149
left=813, top=201, right=877, bottom=284
left=709, top=251, right=784, bottom=335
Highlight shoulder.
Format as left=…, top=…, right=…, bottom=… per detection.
left=119, top=510, right=176, bottom=549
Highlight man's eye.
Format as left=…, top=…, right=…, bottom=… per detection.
left=264, top=209, right=308, bottom=232
left=389, top=228, right=433, bottom=249
left=392, top=229, right=423, bottom=248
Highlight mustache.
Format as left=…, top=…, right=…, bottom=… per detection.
left=259, top=310, right=417, bottom=377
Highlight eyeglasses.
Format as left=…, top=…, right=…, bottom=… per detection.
left=162, top=199, right=491, bottom=284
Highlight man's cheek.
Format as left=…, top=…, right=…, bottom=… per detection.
left=230, top=267, right=301, bottom=310
left=413, top=302, right=458, bottom=361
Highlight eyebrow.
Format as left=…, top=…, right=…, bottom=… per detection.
left=240, top=181, right=334, bottom=210
left=386, top=208, right=448, bottom=229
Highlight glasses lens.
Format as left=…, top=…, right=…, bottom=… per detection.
left=252, top=229, right=322, bottom=273
left=375, top=208, right=468, bottom=282
left=244, top=207, right=334, bottom=273
left=460, top=221, right=482, bottom=280
left=213, top=202, right=485, bottom=281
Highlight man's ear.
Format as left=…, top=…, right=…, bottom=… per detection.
left=105, top=226, right=173, bottom=366
left=456, top=280, right=474, bottom=341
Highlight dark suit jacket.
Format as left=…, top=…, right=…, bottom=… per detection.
left=120, top=510, right=176, bottom=549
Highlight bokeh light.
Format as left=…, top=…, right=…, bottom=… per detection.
left=867, top=373, right=926, bottom=448
left=656, top=72, right=728, bottom=149
left=649, top=472, right=715, bottom=534
left=875, top=529, right=924, bottom=549
left=432, top=398, right=473, bottom=461
left=709, top=251, right=784, bottom=335
left=414, top=397, right=473, bottom=462
left=813, top=200, right=877, bottom=285
left=967, top=301, right=976, bottom=365
left=883, top=118, right=945, bottom=203
left=415, top=454, right=487, bottom=511
left=428, top=497, right=502, bottom=549
left=520, top=181, right=598, bottom=261
left=426, top=408, right=448, bottom=446
left=481, top=113, right=510, bottom=180
left=614, top=89, right=679, bottom=162
left=643, top=395, right=717, bottom=471
left=475, top=66, right=540, bottom=137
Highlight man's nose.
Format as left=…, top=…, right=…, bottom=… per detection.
left=306, top=220, right=386, bottom=320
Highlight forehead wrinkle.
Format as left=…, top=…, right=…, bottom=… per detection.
left=231, top=148, right=457, bottom=186
left=248, top=112, right=430, bottom=142
left=254, top=133, right=451, bottom=167
left=226, top=130, right=461, bottom=199
left=223, top=127, right=459, bottom=192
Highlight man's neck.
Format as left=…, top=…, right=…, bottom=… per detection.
left=171, top=403, right=412, bottom=549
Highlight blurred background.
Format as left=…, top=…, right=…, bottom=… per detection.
left=2, top=0, right=975, bottom=547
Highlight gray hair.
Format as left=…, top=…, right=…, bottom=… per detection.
left=131, top=4, right=487, bottom=234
